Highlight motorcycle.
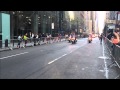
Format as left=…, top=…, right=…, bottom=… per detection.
left=88, top=37, right=92, bottom=43
left=68, top=37, right=72, bottom=43
left=71, top=38, right=77, bottom=44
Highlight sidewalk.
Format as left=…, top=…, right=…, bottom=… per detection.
left=0, top=39, right=65, bottom=52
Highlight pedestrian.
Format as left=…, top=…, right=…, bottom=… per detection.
left=42, top=33, right=45, bottom=42
left=33, top=34, right=37, bottom=46
left=99, top=34, right=103, bottom=44
left=38, top=33, right=42, bottom=45
left=29, top=32, right=32, bottom=43
left=17, top=34, right=22, bottom=48
left=23, top=33, right=28, bottom=47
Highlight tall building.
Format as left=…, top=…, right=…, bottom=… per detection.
left=84, top=11, right=92, bottom=34
left=73, top=11, right=85, bottom=34
left=105, top=11, right=110, bottom=23
left=91, top=11, right=95, bottom=33
left=64, top=11, right=84, bottom=34
left=109, top=11, right=118, bottom=20
left=79, top=11, right=84, bottom=32
left=0, top=11, right=68, bottom=38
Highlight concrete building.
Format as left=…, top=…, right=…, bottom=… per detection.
left=84, top=11, right=92, bottom=34
left=91, top=11, right=96, bottom=33
left=0, top=11, right=67, bottom=39
left=109, top=11, right=118, bottom=20
left=105, top=11, right=110, bottom=23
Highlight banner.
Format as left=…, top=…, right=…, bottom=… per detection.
left=51, top=23, right=54, bottom=29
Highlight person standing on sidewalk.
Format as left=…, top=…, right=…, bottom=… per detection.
left=42, top=33, right=45, bottom=42
left=33, top=34, right=37, bottom=46
left=23, top=33, right=28, bottom=47
left=17, top=35, right=22, bottom=48
left=29, top=32, right=32, bottom=43
left=38, top=33, right=42, bottom=45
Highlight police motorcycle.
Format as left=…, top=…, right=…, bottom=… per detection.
left=68, top=36, right=72, bottom=43
left=71, top=34, right=77, bottom=44
left=71, top=37, right=77, bottom=44
left=88, top=34, right=92, bottom=43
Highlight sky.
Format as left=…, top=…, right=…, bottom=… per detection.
left=96, top=11, right=106, bottom=34
left=68, top=11, right=74, bottom=21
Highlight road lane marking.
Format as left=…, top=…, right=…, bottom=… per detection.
left=48, top=54, right=67, bottom=64
left=102, top=42, right=109, bottom=79
left=0, top=52, right=29, bottom=60
left=48, top=42, right=86, bottom=65
left=99, top=70, right=104, bottom=72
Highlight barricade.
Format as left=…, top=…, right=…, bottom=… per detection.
left=103, top=36, right=120, bottom=79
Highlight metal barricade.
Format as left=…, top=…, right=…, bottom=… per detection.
left=0, top=36, right=66, bottom=51
left=103, top=36, right=120, bottom=79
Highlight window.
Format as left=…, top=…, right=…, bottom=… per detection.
left=0, top=14, right=1, bottom=33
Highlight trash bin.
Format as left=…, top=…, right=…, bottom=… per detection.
left=5, top=39, right=8, bottom=47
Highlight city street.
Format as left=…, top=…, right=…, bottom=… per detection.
left=0, top=37, right=119, bottom=79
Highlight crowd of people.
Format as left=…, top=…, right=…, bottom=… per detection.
left=106, top=28, right=120, bottom=46
left=17, top=32, right=63, bottom=48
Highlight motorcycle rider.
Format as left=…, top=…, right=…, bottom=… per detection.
left=88, top=33, right=92, bottom=43
left=71, top=32, right=77, bottom=43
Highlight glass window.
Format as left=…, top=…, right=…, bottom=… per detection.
left=0, top=13, right=1, bottom=33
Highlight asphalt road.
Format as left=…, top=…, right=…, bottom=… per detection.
left=0, top=37, right=120, bottom=79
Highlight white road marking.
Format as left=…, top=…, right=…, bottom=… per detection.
left=98, top=56, right=111, bottom=60
left=82, top=68, right=85, bottom=70
left=0, top=52, right=29, bottom=60
left=99, top=70, right=104, bottom=72
left=102, top=42, right=109, bottom=79
left=48, top=54, right=67, bottom=64
left=48, top=42, right=86, bottom=65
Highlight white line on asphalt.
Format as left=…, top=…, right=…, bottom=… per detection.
left=0, top=52, right=29, bottom=60
left=48, top=54, right=67, bottom=64
left=48, top=43, right=86, bottom=65
left=102, top=42, right=109, bottom=79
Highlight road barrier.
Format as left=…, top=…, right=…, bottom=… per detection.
left=0, top=36, right=66, bottom=50
left=103, top=35, right=120, bottom=79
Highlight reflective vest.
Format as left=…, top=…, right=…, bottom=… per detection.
left=24, top=35, right=27, bottom=40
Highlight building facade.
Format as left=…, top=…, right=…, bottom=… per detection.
left=84, top=11, right=92, bottom=34
left=0, top=11, right=67, bottom=39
